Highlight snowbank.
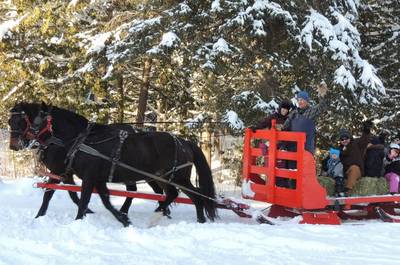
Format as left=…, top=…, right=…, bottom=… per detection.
left=0, top=178, right=399, bottom=265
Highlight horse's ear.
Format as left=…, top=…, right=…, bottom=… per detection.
left=40, top=101, right=48, bottom=112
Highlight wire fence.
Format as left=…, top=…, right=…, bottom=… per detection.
left=0, top=128, right=243, bottom=183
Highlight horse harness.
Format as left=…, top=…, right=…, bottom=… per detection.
left=13, top=108, right=216, bottom=203
left=60, top=126, right=215, bottom=201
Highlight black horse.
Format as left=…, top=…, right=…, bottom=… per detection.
left=9, top=102, right=163, bottom=218
left=9, top=102, right=217, bottom=226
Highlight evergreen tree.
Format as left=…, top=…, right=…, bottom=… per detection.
left=359, top=0, right=400, bottom=135
left=0, top=0, right=393, bottom=145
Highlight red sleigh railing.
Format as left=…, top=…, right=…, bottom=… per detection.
left=242, top=120, right=400, bottom=224
left=242, top=120, right=328, bottom=208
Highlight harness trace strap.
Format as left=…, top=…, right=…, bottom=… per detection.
left=108, top=130, right=128, bottom=182
left=75, top=144, right=214, bottom=201
left=61, top=126, right=215, bottom=202
left=65, top=123, right=94, bottom=174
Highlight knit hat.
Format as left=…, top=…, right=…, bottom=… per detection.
left=389, top=143, right=400, bottom=150
left=297, top=91, right=310, bottom=102
left=339, top=128, right=351, bottom=139
left=329, top=148, right=340, bottom=159
left=279, top=100, right=292, bottom=110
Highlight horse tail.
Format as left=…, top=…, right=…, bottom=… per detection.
left=188, top=141, right=217, bottom=221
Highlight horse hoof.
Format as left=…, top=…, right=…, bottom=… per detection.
left=164, top=207, right=171, bottom=217
left=119, top=212, right=131, bottom=227
left=123, top=221, right=131, bottom=227
left=35, top=213, right=44, bottom=219
left=197, top=217, right=206, bottom=223
left=85, top=208, right=95, bottom=214
left=75, top=214, right=84, bottom=220
left=155, top=206, right=171, bottom=218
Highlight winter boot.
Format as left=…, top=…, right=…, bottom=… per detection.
left=334, top=177, right=346, bottom=197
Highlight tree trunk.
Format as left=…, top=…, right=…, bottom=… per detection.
left=214, top=130, right=222, bottom=161
left=156, top=97, right=164, bottom=131
left=201, top=125, right=212, bottom=167
left=116, top=73, right=124, bottom=123
left=136, top=58, right=152, bottom=127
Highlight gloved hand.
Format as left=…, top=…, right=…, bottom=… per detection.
left=317, top=81, right=328, bottom=98
left=362, top=119, right=373, bottom=134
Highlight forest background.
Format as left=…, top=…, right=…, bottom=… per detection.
left=0, top=0, right=398, bottom=181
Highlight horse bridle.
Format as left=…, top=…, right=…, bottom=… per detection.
left=10, top=110, right=54, bottom=144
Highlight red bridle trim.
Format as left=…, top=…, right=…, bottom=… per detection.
left=23, top=115, right=53, bottom=143
left=36, top=116, right=53, bottom=142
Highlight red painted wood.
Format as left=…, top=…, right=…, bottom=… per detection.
left=242, top=120, right=328, bottom=209
left=329, top=195, right=400, bottom=206
left=35, top=182, right=193, bottom=204
left=300, top=211, right=341, bottom=225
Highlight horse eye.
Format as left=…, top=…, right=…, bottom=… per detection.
left=8, top=117, right=16, bottom=126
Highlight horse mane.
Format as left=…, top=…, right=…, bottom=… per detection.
left=12, top=102, right=40, bottom=118
left=51, top=105, right=88, bottom=131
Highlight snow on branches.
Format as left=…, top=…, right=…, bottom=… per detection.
left=147, top=31, right=181, bottom=55
left=0, top=14, right=26, bottom=41
left=300, top=8, right=384, bottom=102
left=223, top=110, right=245, bottom=130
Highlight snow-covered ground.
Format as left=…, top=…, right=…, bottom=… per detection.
left=1, top=177, right=399, bottom=265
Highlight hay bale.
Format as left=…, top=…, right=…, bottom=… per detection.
left=317, top=176, right=335, bottom=196
left=317, top=176, right=389, bottom=197
left=351, top=177, right=389, bottom=196
left=374, top=177, right=389, bottom=195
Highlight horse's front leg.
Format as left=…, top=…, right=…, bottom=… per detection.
left=148, top=180, right=164, bottom=211
left=120, top=180, right=164, bottom=214
left=35, top=177, right=60, bottom=218
left=155, top=184, right=178, bottom=218
left=96, top=181, right=131, bottom=227
left=119, top=184, right=137, bottom=214
left=63, top=173, right=94, bottom=214
left=75, top=178, right=94, bottom=220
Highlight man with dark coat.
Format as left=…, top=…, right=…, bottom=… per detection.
left=281, top=82, right=328, bottom=154
left=277, top=83, right=328, bottom=189
left=338, top=120, right=373, bottom=195
left=364, top=136, right=385, bottom=177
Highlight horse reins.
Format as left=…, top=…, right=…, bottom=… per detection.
left=10, top=110, right=55, bottom=145
left=17, top=110, right=218, bottom=203
left=66, top=131, right=216, bottom=202
left=77, top=142, right=214, bottom=202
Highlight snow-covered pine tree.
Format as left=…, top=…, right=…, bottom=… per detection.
left=359, top=0, right=400, bottom=135
left=0, top=0, right=393, bottom=161
left=0, top=0, right=99, bottom=120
